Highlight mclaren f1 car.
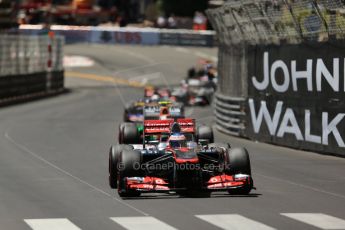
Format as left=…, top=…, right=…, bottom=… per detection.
left=109, top=119, right=253, bottom=198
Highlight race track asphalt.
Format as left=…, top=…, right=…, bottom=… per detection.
left=0, top=44, right=344, bottom=230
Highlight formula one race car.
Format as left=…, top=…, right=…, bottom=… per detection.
left=118, top=113, right=214, bottom=144
left=120, top=100, right=186, bottom=144
left=123, top=98, right=184, bottom=122
left=172, top=78, right=216, bottom=106
left=144, top=86, right=171, bottom=99
left=123, top=100, right=145, bottom=123
left=109, top=119, right=253, bottom=198
left=172, top=60, right=217, bottom=106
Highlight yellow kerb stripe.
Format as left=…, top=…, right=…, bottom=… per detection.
left=65, top=71, right=147, bottom=88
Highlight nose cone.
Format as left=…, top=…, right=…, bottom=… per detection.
left=174, top=149, right=199, bottom=164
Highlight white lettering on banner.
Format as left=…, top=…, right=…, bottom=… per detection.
left=252, top=52, right=342, bottom=93
left=248, top=99, right=345, bottom=148
left=271, top=60, right=290, bottom=92
left=316, top=58, right=339, bottom=92
left=322, top=112, right=345, bottom=147
left=305, top=110, right=321, bottom=144
left=252, top=52, right=269, bottom=90
left=291, top=60, right=313, bottom=91
left=248, top=99, right=282, bottom=135
left=277, top=108, right=304, bottom=140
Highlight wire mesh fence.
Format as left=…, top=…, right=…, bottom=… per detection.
left=207, top=0, right=345, bottom=45
left=0, top=35, right=64, bottom=77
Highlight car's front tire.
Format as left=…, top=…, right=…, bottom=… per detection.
left=226, top=147, right=253, bottom=195
left=117, top=150, right=142, bottom=197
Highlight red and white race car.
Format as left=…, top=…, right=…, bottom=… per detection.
left=109, top=119, right=253, bottom=197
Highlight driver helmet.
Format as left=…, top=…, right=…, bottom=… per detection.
left=168, top=133, right=187, bottom=148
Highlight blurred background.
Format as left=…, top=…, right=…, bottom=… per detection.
left=0, top=0, right=225, bottom=30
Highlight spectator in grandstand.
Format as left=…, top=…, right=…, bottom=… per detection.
left=193, top=11, right=207, bottom=30
left=168, top=14, right=177, bottom=29
left=157, top=15, right=166, bottom=28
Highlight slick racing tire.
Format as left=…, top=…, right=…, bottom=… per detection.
left=187, top=67, right=196, bottom=78
left=196, top=125, right=214, bottom=143
left=226, top=147, right=251, bottom=175
left=109, top=145, right=134, bottom=189
left=118, top=150, right=142, bottom=198
left=123, top=109, right=129, bottom=122
left=119, top=123, right=139, bottom=144
left=226, top=147, right=253, bottom=195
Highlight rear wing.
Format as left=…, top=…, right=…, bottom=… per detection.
left=144, top=118, right=195, bottom=134
left=144, top=105, right=184, bottom=119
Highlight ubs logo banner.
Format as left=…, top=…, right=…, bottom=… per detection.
left=246, top=42, right=345, bottom=155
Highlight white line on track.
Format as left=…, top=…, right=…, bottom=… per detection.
left=281, top=213, right=345, bottom=229
left=196, top=214, right=276, bottom=230
left=194, top=51, right=218, bottom=62
left=117, top=48, right=156, bottom=65
left=194, top=51, right=210, bottom=59
left=109, top=63, right=172, bottom=106
left=112, top=62, right=169, bottom=75
left=129, top=72, right=162, bottom=85
left=24, top=218, right=81, bottom=230
left=110, top=217, right=177, bottom=230
left=4, top=132, right=149, bottom=216
left=214, top=129, right=345, bottom=200
left=175, top=47, right=218, bottom=62
left=256, top=173, right=345, bottom=200
left=175, top=47, right=190, bottom=54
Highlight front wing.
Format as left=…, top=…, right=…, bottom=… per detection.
left=123, top=174, right=252, bottom=193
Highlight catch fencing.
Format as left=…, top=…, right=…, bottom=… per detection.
left=207, top=0, right=345, bottom=156
left=0, top=34, right=64, bottom=103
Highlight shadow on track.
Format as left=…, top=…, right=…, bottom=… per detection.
left=121, top=193, right=262, bottom=200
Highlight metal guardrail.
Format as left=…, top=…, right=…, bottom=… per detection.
left=214, top=93, right=246, bottom=136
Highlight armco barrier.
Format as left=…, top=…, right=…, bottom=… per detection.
left=0, top=34, right=65, bottom=104
left=19, top=25, right=216, bottom=47
left=214, top=93, right=246, bottom=137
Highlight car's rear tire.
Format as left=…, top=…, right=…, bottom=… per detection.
left=226, top=147, right=252, bottom=195
left=197, top=125, right=214, bottom=143
left=123, top=109, right=129, bottom=122
left=187, top=67, right=196, bottom=78
left=119, top=123, right=139, bottom=144
left=118, top=150, right=142, bottom=197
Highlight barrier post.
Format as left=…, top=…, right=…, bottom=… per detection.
left=46, top=31, right=55, bottom=92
